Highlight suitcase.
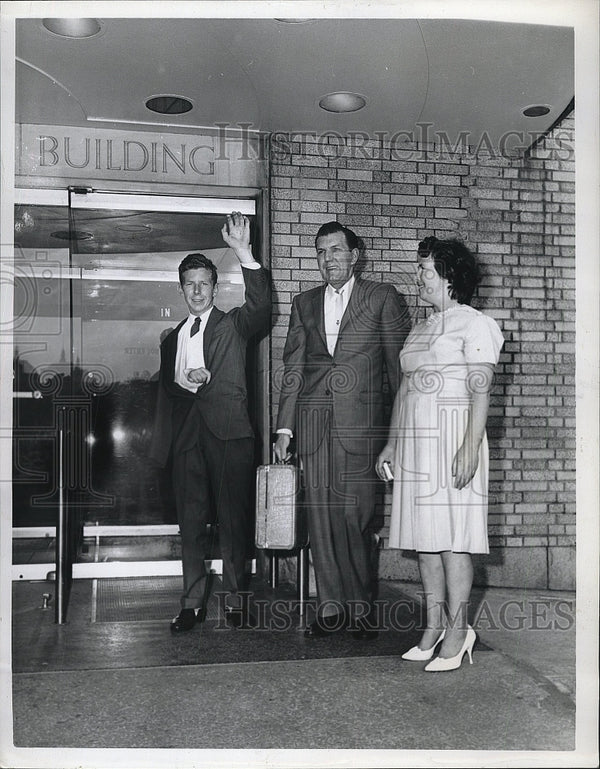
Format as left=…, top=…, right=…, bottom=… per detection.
left=255, top=463, right=307, bottom=550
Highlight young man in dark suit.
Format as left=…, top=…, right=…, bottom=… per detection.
left=151, top=212, right=271, bottom=632
left=275, top=222, right=408, bottom=639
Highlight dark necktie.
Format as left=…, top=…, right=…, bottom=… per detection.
left=190, top=316, right=201, bottom=337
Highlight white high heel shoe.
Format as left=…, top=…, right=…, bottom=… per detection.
left=401, top=629, right=446, bottom=661
left=424, top=626, right=476, bottom=671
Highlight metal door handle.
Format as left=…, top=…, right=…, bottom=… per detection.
left=13, top=391, right=42, bottom=399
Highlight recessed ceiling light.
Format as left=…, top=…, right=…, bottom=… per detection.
left=523, top=105, right=551, bottom=117
left=42, top=19, right=102, bottom=38
left=145, top=95, right=193, bottom=115
left=117, top=224, right=152, bottom=233
left=51, top=230, right=93, bottom=241
left=274, top=19, right=315, bottom=24
left=319, top=92, right=367, bottom=114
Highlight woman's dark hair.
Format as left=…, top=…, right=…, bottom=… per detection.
left=417, top=236, right=481, bottom=305
left=178, top=253, right=218, bottom=287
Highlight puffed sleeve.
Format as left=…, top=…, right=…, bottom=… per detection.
left=464, top=312, right=504, bottom=365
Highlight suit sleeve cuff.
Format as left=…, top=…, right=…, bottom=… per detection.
left=276, top=428, right=293, bottom=437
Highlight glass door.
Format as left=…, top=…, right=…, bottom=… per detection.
left=14, top=189, right=263, bottom=581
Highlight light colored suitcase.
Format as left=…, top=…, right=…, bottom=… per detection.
left=255, top=463, right=307, bottom=549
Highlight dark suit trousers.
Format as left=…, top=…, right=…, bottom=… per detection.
left=172, top=413, right=254, bottom=610
left=301, top=417, right=377, bottom=619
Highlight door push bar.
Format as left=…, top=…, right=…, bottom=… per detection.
left=13, top=391, right=42, bottom=399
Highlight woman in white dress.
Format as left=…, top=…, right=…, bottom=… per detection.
left=376, top=237, right=504, bottom=671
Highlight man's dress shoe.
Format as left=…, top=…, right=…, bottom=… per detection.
left=304, top=612, right=345, bottom=638
left=170, top=608, right=204, bottom=633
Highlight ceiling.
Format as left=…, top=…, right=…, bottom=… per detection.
left=15, top=17, right=574, bottom=153
left=11, top=16, right=574, bottom=258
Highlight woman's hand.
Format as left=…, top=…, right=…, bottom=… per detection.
left=375, top=443, right=396, bottom=481
left=452, top=442, right=480, bottom=489
left=185, top=367, right=211, bottom=386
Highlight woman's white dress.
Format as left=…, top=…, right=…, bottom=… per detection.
left=388, top=304, right=504, bottom=554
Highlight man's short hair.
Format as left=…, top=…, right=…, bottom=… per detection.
left=178, top=253, right=218, bottom=287
left=314, top=221, right=360, bottom=252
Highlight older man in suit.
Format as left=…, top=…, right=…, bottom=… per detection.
left=275, top=222, right=408, bottom=639
left=151, top=212, right=271, bottom=632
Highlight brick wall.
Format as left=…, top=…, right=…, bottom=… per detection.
left=268, top=114, right=575, bottom=590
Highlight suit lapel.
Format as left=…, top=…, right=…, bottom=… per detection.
left=166, top=319, right=186, bottom=381
left=202, top=307, right=224, bottom=367
left=312, top=286, right=328, bottom=352
left=338, top=277, right=363, bottom=337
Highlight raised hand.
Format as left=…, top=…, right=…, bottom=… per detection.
left=221, top=211, right=253, bottom=262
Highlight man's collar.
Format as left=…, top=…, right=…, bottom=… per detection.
left=326, top=275, right=355, bottom=295
left=186, top=305, right=214, bottom=324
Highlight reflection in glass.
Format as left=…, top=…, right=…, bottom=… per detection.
left=13, top=201, right=250, bottom=529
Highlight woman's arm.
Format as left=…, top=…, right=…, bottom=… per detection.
left=388, top=374, right=407, bottom=444
left=375, top=374, right=407, bottom=480
left=452, top=363, right=495, bottom=490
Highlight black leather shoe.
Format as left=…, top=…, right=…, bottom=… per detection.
left=304, top=613, right=345, bottom=638
left=170, top=608, right=204, bottom=633
left=350, top=616, right=379, bottom=640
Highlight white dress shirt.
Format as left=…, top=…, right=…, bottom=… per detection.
left=174, top=306, right=214, bottom=392
left=324, top=275, right=354, bottom=355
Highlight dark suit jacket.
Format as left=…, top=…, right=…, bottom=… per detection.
left=276, top=278, right=408, bottom=456
left=150, top=266, right=271, bottom=467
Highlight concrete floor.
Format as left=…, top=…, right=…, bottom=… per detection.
left=4, top=575, right=586, bottom=767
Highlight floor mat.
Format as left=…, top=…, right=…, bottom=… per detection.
left=94, top=576, right=223, bottom=622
